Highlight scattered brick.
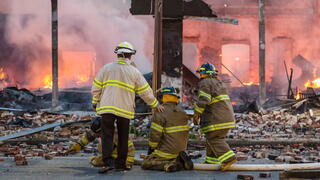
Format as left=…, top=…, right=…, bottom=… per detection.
left=259, top=172, right=271, bottom=178
left=237, top=174, right=254, bottom=180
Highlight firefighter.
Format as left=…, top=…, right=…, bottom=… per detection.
left=92, top=41, right=164, bottom=173
left=193, top=63, right=237, bottom=171
left=67, top=117, right=135, bottom=168
left=141, top=87, right=193, bottom=172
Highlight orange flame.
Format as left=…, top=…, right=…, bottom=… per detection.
left=0, top=67, right=5, bottom=80
left=304, top=78, right=320, bottom=88
left=295, top=89, right=302, bottom=100
left=76, top=74, right=89, bottom=85
left=243, top=81, right=254, bottom=86
left=231, top=101, right=238, bottom=105
left=43, top=75, right=52, bottom=89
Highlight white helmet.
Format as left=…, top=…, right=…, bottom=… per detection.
left=114, top=41, right=136, bottom=55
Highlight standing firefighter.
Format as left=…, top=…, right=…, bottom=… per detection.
left=67, top=117, right=135, bottom=168
left=142, top=87, right=193, bottom=172
left=92, top=42, right=164, bottom=173
left=193, top=63, right=236, bottom=171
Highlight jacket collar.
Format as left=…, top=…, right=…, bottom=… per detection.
left=116, top=58, right=131, bottom=65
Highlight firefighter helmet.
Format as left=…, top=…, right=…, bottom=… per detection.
left=90, top=116, right=102, bottom=133
left=198, top=63, right=218, bottom=75
left=114, top=41, right=136, bottom=55
left=160, top=87, right=180, bottom=98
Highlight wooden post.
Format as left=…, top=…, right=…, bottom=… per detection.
left=51, top=0, right=59, bottom=108
left=259, top=0, right=266, bottom=103
left=152, top=0, right=163, bottom=94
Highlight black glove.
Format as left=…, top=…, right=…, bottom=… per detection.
left=147, top=147, right=155, bottom=155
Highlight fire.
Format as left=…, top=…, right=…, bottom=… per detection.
left=76, top=74, right=89, bottom=85
left=43, top=75, right=52, bottom=89
left=304, top=78, right=320, bottom=88
left=295, top=89, right=302, bottom=100
left=0, top=67, right=5, bottom=80
left=243, top=81, right=254, bottom=86
left=231, top=101, right=238, bottom=105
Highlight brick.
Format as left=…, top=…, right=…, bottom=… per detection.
left=259, top=172, right=271, bottom=178
left=44, top=154, right=54, bottom=160
left=236, top=154, right=248, bottom=161
left=140, top=154, right=147, bottom=159
left=237, top=174, right=254, bottom=180
left=0, top=158, right=4, bottom=162
left=14, top=155, right=28, bottom=166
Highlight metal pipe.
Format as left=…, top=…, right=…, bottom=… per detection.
left=51, top=0, right=59, bottom=108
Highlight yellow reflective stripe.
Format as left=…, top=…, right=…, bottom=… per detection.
left=80, top=136, right=89, bottom=146
left=218, top=150, right=235, bottom=163
left=165, top=125, right=189, bottom=133
left=194, top=104, right=205, bottom=114
left=200, top=122, right=236, bottom=133
left=127, top=156, right=135, bottom=163
left=148, top=141, right=159, bottom=148
left=96, top=106, right=134, bottom=119
left=92, top=97, right=99, bottom=104
left=199, top=90, right=212, bottom=100
left=150, top=122, right=164, bottom=133
left=105, top=83, right=135, bottom=92
left=205, top=156, right=220, bottom=164
left=128, top=140, right=134, bottom=147
left=149, top=98, right=159, bottom=108
left=153, top=149, right=178, bottom=159
left=117, top=60, right=126, bottom=64
left=93, top=80, right=103, bottom=88
left=102, top=80, right=135, bottom=93
left=210, top=94, right=230, bottom=104
left=136, top=83, right=151, bottom=94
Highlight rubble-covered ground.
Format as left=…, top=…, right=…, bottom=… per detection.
left=1, top=109, right=320, bottom=167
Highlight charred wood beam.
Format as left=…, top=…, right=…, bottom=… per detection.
left=280, top=170, right=320, bottom=179
left=259, top=0, right=266, bottom=103
left=51, top=0, right=59, bottom=108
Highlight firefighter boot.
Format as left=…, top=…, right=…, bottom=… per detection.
left=178, top=151, right=194, bottom=170
left=220, top=159, right=236, bottom=171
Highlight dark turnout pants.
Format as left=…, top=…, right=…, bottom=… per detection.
left=101, top=113, right=130, bottom=168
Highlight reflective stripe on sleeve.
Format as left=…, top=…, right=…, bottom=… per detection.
left=210, top=94, right=230, bottom=104
left=194, top=104, right=205, bottom=114
left=149, top=98, right=159, bottom=108
left=198, top=90, right=212, bottom=100
left=93, top=79, right=103, bottom=88
left=136, top=83, right=151, bottom=94
left=92, top=97, right=99, bottom=104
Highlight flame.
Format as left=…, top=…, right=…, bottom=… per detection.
left=0, top=67, right=5, bottom=80
left=295, top=89, right=302, bottom=100
left=243, top=81, right=254, bottom=86
left=43, top=75, right=52, bottom=89
left=76, top=74, right=89, bottom=85
left=304, top=78, right=320, bottom=88
left=231, top=101, right=238, bottom=105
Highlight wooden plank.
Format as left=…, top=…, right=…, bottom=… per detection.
left=194, top=163, right=320, bottom=171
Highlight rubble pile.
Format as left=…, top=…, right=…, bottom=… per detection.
left=232, top=111, right=320, bottom=139
left=1, top=107, right=320, bottom=165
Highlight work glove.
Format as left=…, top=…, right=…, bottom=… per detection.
left=67, top=143, right=82, bottom=153
left=147, top=147, right=155, bottom=155
left=193, top=113, right=201, bottom=125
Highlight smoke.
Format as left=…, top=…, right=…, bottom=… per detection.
left=0, top=0, right=153, bottom=89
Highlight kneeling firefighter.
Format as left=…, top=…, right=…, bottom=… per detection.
left=67, top=117, right=135, bottom=168
left=142, top=87, right=193, bottom=172
left=193, top=63, right=237, bottom=171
